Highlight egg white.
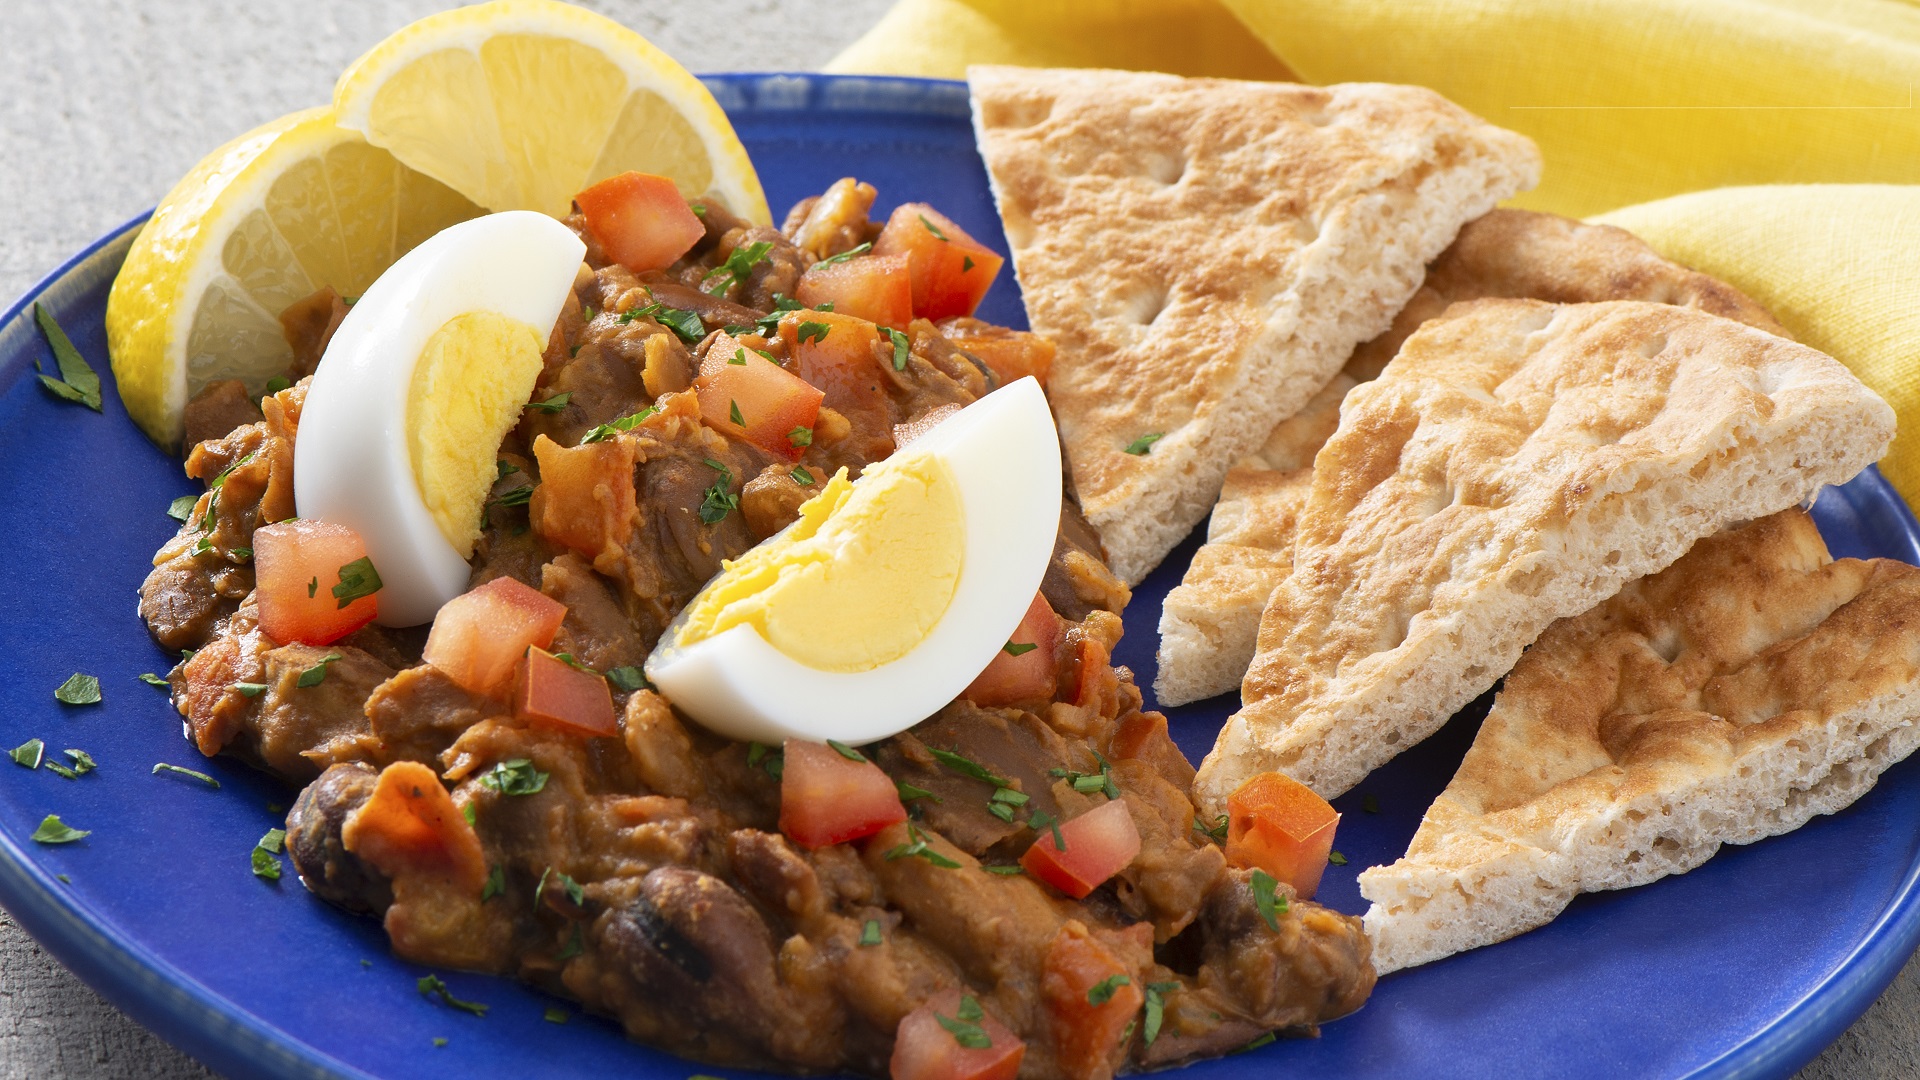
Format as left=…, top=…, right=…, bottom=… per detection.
left=645, top=377, right=1063, bottom=745
left=293, top=211, right=585, bottom=626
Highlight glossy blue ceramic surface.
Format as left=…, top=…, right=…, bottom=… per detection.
left=0, top=73, right=1916, bottom=1080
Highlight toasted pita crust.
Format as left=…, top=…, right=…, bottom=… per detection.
left=1358, top=510, right=1920, bottom=973
left=968, top=66, right=1541, bottom=585
left=1155, top=210, right=1793, bottom=706
left=1193, top=299, right=1895, bottom=808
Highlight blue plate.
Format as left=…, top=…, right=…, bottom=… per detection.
left=1, top=73, right=1916, bottom=1080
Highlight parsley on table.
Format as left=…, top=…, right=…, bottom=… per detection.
left=1087, top=974, right=1131, bottom=1006
left=1142, top=981, right=1181, bottom=1047
left=796, top=321, right=831, bottom=345
left=1002, top=641, right=1038, bottom=657
left=32, top=304, right=102, bottom=411
left=918, top=214, right=949, bottom=242
left=432, top=1037, right=448, bottom=1048
left=884, top=326, right=910, bottom=371
left=859, top=919, right=883, bottom=947
left=417, top=974, right=490, bottom=1017
left=1124, top=432, right=1164, bottom=455
left=883, top=824, right=961, bottom=869
left=11, top=739, right=44, bottom=769
left=580, top=405, right=659, bottom=444
left=31, top=815, right=88, bottom=844
left=524, top=392, right=572, bottom=413
left=787, top=425, right=812, bottom=448
left=1329, top=850, right=1349, bottom=866
left=479, top=758, right=549, bottom=796
left=1250, top=868, right=1287, bottom=931
left=1239, top=1032, right=1277, bottom=1053
left=54, top=673, right=101, bottom=705
left=935, top=995, right=990, bottom=1048
left=699, top=458, right=739, bottom=524
left=606, top=666, right=647, bottom=692
left=296, top=653, right=343, bottom=688
left=252, top=828, right=286, bottom=881
left=152, top=763, right=220, bottom=788
left=790, top=465, right=815, bottom=486
left=702, top=240, right=774, bottom=296
left=331, top=557, right=382, bottom=609
left=166, top=495, right=198, bottom=522
left=45, top=750, right=95, bottom=780
left=815, top=242, right=872, bottom=267
left=544, top=1006, right=569, bottom=1024
left=1362, top=793, right=1381, bottom=814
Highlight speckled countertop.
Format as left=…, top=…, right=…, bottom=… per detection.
left=0, top=2, right=1915, bottom=1077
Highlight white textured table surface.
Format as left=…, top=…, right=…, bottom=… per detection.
left=1, top=3, right=1916, bottom=1078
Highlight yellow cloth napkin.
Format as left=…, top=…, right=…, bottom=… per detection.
left=827, top=0, right=1920, bottom=508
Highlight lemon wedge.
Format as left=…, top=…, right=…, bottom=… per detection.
left=332, top=0, right=768, bottom=224
left=106, top=107, right=483, bottom=449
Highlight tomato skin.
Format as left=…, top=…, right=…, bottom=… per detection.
left=963, top=592, right=1063, bottom=708
left=253, top=519, right=379, bottom=646
left=778, top=309, right=894, bottom=457
left=796, top=252, right=915, bottom=328
left=780, top=739, right=907, bottom=849
left=873, top=203, right=1003, bottom=320
left=529, top=433, right=636, bottom=561
left=515, top=646, right=618, bottom=737
left=341, top=760, right=487, bottom=894
left=1021, top=799, right=1142, bottom=899
left=695, top=330, right=826, bottom=460
left=422, top=576, right=567, bottom=697
left=890, top=989, right=1025, bottom=1080
left=1225, top=771, right=1340, bottom=900
left=1043, top=927, right=1144, bottom=1080
left=936, top=318, right=1055, bottom=387
left=574, top=171, right=705, bottom=272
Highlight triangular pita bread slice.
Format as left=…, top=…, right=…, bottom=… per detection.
left=1155, top=209, right=1790, bottom=706
left=1358, top=509, right=1920, bottom=973
left=968, top=66, right=1541, bottom=585
left=1194, top=298, right=1896, bottom=808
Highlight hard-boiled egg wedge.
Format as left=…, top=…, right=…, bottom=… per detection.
left=646, top=377, right=1062, bottom=745
left=294, top=211, right=584, bottom=626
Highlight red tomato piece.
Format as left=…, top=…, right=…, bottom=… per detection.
left=796, top=252, right=914, bottom=328
left=1225, top=772, right=1340, bottom=900
left=872, top=203, right=1004, bottom=320
left=890, top=988, right=1025, bottom=1080
left=253, top=519, right=380, bottom=646
left=529, top=433, right=637, bottom=561
left=1021, top=798, right=1142, bottom=899
left=422, top=576, right=567, bottom=697
left=694, top=331, right=827, bottom=460
left=574, top=171, right=705, bottom=272
left=341, top=760, right=487, bottom=894
left=963, top=592, right=1063, bottom=708
left=515, top=647, right=618, bottom=738
left=779, top=739, right=907, bottom=849
left=1042, top=927, right=1144, bottom=1080
left=778, top=309, right=894, bottom=458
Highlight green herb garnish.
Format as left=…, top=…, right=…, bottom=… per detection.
left=232, top=682, right=268, bottom=698
left=918, top=214, right=949, bottom=242
left=1328, top=850, right=1348, bottom=866
left=787, top=425, right=813, bottom=448
left=982, top=864, right=1024, bottom=875
left=753, top=294, right=805, bottom=336
left=816, top=242, right=872, bottom=267
left=828, top=739, right=867, bottom=763
left=1027, top=810, right=1066, bottom=851
left=620, top=299, right=705, bottom=343
left=860, top=919, right=882, bottom=947
left=525, top=392, right=572, bottom=413
left=417, top=974, right=489, bottom=1017
left=31, top=815, right=88, bottom=844
left=699, top=458, right=739, bottom=524
left=896, top=780, right=939, bottom=804
left=1240, top=1032, right=1277, bottom=1053
left=544, top=1006, right=569, bottom=1024
left=1250, top=868, right=1286, bottom=931
left=606, top=666, right=647, bottom=692
left=702, top=240, right=774, bottom=296
left=935, top=995, right=990, bottom=1048
left=11, top=739, right=44, bottom=769
left=32, top=304, right=101, bottom=410
left=167, top=495, right=198, bottom=522
left=729, top=399, right=745, bottom=426
left=478, top=758, right=549, bottom=796
left=796, top=321, right=831, bottom=345
left=331, top=557, right=382, bottom=609
left=490, top=485, right=535, bottom=508
left=1362, top=793, right=1380, bottom=814
left=153, top=762, right=219, bottom=788
left=580, top=405, right=659, bottom=444
left=883, top=824, right=962, bottom=869
left=1195, top=813, right=1229, bottom=843
left=790, top=465, right=815, bottom=486
left=1124, top=432, right=1164, bottom=455
left=265, top=376, right=292, bottom=394
left=62, top=749, right=96, bottom=775
left=482, top=865, right=505, bottom=902
left=885, top=326, right=910, bottom=371
left=296, top=653, right=342, bottom=688
left=928, top=747, right=1010, bottom=788
left=1087, top=974, right=1131, bottom=1006
left=54, top=673, right=101, bottom=705
left=728, top=348, right=748, bottom=366
left=746, top=741, right=785, bottom=779
left=250, top=846, right=282, bottom=880
left=962, top=255, right=975, bottom=273
left=1002, top=641, right=1038, bottom=656
left=1142, top=981, right=1180, bottom=1047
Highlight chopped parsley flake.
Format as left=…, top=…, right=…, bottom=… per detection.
left=1250, top=868, right=1287, bottom=931
left=462, top=802, right=476, bottom=828
left=982, top=864, right=1024, bottom=875
left=1240, top=1032, right=1277, bottom=1053
left=307, top=576, right=318, bottom=598
left=432, top=1037, right=448, bottom=1048
left=265, top=376, right=292, bottom=395
left=790, top=465, right=815, bottom=486
left=1002, top=641, right=1038, bottom=657
left=152, top=762, right=220, bottom=788
left=606, top=666, right=648, bottom=692
left=860, top=919, right=882, bottom=947
left=796, top=321, right=831, bottom=345
left=828, top=739, right=867, bottom=763
left=62, top=749, right=96, bottom=776
left=296, top=653, right=343, bottom=688
left=1028, top=810, right=1066, bottom=851
left=1087, top=974, right=1131, bottom=1006
left=928, top=747, right=1010, bottom=788
left=883, top=824, right=961, bottom=869
left=1329, top=850, right=1348, bottom=866
left=1142, top=981, right=1181, bottom=1047
left=962, top=255, right=975, bottom=273
left=11, top=739, right=45, bottom=769
left=1124, top=432, right=1164, bottom=455
left=1195, top=813, right=1229, bottom=843
left=620, top=299, right=705, bottom=343
left=703, top=240, right=774, bottom=296
left=32, top=304, right=102, bottom=411
left=478, top=758, right=549, bottom=796
left=481, top=864, right=505, bottom=902
left=232, top=682, right=268, bottom=698
left=885, top=326, right=910, bottom=371
left=935, top=995, right=990, bottom=1048
left=896, top=780, right=939, bottom=804
left=166, top=495, right=198, bottom=522
left=728, top=348, right=749, bottom=366
left=252, top=828, right=285, bottom=881
left=54, top=673, right=101, bottom=705
left=1362, top=793, right=1381, bottom=814
left=417, top=974, right=489, bottom=1017
left=544, top=1006, right=569, bottom=1024
left=816, top=242, right=872, bottom=267
left=331, top=557, right=383, bottom=609
left=699, top=458, right=739, bottom=524
left=490, top=485, right=535, bottom=509
left=580, top=405, right=660, bottom=444
left=258, top=828, right=286, bottom=854
left=918, top=214, right=949, bottom=242
left=746, top=741, right=785, bottom=779
left=754, top=294, right=805, bottom=336
left=525, top=392, right=572, bottom=413
left=787, top=425, right=813, bottom=448
left=31, top=815, right=88, bottom=845
left=729, top=399, right=745, bottom=426
left=557, top=923, right=584, bottom=960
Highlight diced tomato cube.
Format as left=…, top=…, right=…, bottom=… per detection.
left=530, top=434, right=636, bottom=560
left=778, top=309, right=894, bottom=454
left=937, top=318, right=1055, bottom=387
left=253, top=519, right=380, bottom=646
left=963, top=592, right=1063, bottom=708
left=1042, top=927, right=1143, bottom=1080
left=341, top=760, right=487, bottom=894
left=796, top=252, right=914, bottom=328
left=695, top=331, right=826, bottom=460
left=574, top=171, right=705, bottom=272
left=1225, top=771, right=1340, bottom=900
left=780, top=739, right=907, bottom=849
left=1021, top=798, right=1141, bottom=899
left=515, top=646, right=617, bottom=738
left=890, top=988, right=1025, bottom=1080
left=422, top=576, right=567, bottom=697
left=873, top=203, right=1004, bottom=320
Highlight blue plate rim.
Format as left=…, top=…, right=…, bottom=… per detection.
left=2, top=70, right=1917, bottom=1080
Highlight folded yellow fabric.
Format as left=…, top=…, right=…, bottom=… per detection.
left=1595, top=185, right=1920, bottom=500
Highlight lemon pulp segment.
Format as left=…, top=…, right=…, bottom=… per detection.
left=677, top=456, right=966, bottom=672
left=406, top=311, right=546, bottom=557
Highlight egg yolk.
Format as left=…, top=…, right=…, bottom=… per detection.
left=675, top=452, right=965, bottom=672
left=406, top=310, right=546, bottom=557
